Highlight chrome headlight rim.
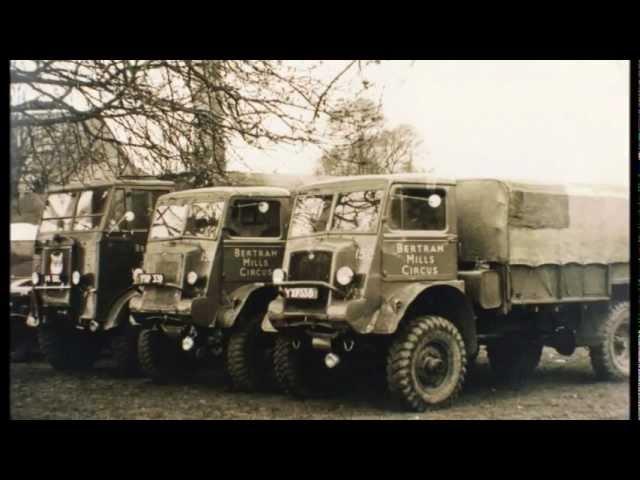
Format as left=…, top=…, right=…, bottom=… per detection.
left=272, top=268, right=286, bottom=284
left=186, top=271, right=199, bottom=286
left=31, top=272, right=40, bottom=285
left=336, top=266, right=355, bottom=286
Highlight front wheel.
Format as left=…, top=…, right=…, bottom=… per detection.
left=110, top=317, right=142, bottom=377
left=225, top=312, right=277, bottom=392
left=273, top=335, right=348, bottom=398
left=11, top=316, right=38, bottom=363
left=138, top=328, right=195, bottom=384
left=386, top=315, right=467, bottom=411
left=589, top=301, right=629, bottom=381
left=38, top=322, right=102, bottom=371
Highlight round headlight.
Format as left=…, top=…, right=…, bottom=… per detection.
left=272, top=268, right=286, bottom=284
left=186, top=271, right=198, bottom=285
left=336, top=266, right=354, bottom=286
left=71, top=271, right=81, bottom=285
left=132, top=268, right=144, bottom=283
left=31, top=272, right=40, bottom=285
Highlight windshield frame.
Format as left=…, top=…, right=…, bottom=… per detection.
left=147, top=197, right=228, bottom=242
left=39, top=187, right=113, bottom=234
left=288, top=187, right=387, bottom=239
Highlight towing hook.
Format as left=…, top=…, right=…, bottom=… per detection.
left=291, top=339, right=301, bottom=350
left=324, top=352, right=340, bottom=369
left=343, top=339, right=355, bottom=352
left=182, top=335, right=195, bottom=352
left=26, top=314, right=39, bottom=328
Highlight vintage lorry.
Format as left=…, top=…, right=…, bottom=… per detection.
left=129, top=186, right=292, bottom=390
left=28, top=178, right=175, bottom=374
left=266, top=174, right=629, bottom=411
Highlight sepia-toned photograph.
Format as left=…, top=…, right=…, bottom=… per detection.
left=9, top=60, right=631, bottom=420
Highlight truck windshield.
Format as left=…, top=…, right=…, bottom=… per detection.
left=40, top=188, right=110, bottom=233
left=331, top=190, right=383, bottom=233
left=73, top=188, right=110, bottom=231
left=149, top=201, right=224, bottom=240
left=290, top=190, right=384, bottom=237
left=289, top=194, right=333, bottom=237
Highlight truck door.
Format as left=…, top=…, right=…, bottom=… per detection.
left=381, top=184, right=457, bottom=282
left=222, top=197, right=287, bottom=293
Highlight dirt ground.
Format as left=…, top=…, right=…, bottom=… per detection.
left=10, top=347, right=629, bottom=420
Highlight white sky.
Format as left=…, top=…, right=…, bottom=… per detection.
left=228, top=60, right=629, bottom=186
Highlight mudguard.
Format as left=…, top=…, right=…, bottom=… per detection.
left=216, top=282, right=277, bottom=329
left=369, top=280, right=478, bottom=355
left=103, top=288, right=142, bottom=331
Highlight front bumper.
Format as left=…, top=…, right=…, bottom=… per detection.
left=268, top=280, right=370, bottom=330
left=130, top=291, right=194, bottom=317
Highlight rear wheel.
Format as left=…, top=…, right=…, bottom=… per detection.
left=273, top=335, right=348, bottom=398
left=386, top=315, right=467, bottom=411
left=38, top=322, right=101, bottom=371
left=487, top=335, right=542, bottom=385
left=590, top=301, right=629, bottom=381
left=138, top=328, right=195, bottom=384
left=225, top=311, right=277, bottom=392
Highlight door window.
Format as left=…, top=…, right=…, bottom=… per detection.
left=126, top=190, right=152, bottom=230
left=227, top=199, right=281, bottom=238
left=389, top=187, right=447, bottom=231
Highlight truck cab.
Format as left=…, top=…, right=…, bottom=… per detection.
left=30, top=178, right=174, bottom=373
left=130, top=186, right=292, bottom=390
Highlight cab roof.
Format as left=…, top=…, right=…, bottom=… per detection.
left=297, top=173, right=457, bottom=192
left=159, top=185, right=291, bottom=200
left=47, top=178, right=175, bottom=192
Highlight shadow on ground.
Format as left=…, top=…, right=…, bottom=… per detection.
left=10, top=348, right=629, bottom=420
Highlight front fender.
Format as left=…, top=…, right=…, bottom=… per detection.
left=103, top=288, right=142, bottom=331
left=216, top=282, right=277, bottom=329
left=370, top=280, right=477, bottom=356
left=369, top=280, right=465, bottom=334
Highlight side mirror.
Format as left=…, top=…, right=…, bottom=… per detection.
left=109, top=211, right=136, bottom=233
left=258, top=201, right=270, bottom=214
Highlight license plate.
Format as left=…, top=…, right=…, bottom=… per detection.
left=139, top=273, right=164, bottom=285
left=283, top=287, right=319, bottom=299
left=44, top=274, right=61, bottom=283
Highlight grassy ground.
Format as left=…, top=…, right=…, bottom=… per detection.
left=10, top=347, right=629, bottom=420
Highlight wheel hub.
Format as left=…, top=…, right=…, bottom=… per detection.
left=611, top=320, right=629, bottom=372
left=417, top=344, right=448, bottom=387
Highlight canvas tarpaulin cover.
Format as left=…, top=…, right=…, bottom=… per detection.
left=457, top=179, right=628, bottom=302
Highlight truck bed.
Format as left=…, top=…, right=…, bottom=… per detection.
left=456, top=179, right=629, bottom=305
